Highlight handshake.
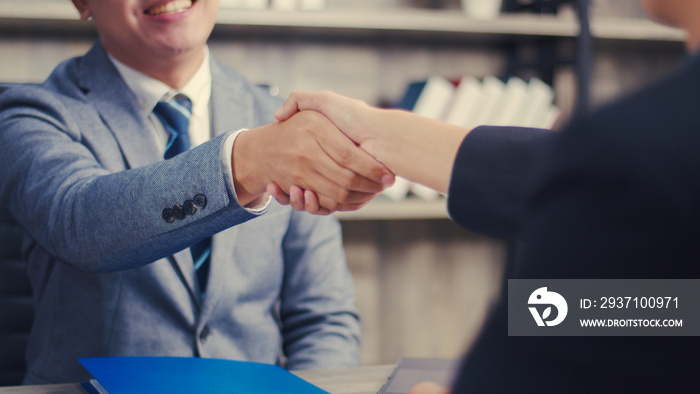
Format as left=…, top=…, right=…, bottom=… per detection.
left=231, top=91, right=396, bottom=215
left=233, top=90, right=467, bottom=214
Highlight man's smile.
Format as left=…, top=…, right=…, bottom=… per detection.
left=145, top=0, right=195, bottom=16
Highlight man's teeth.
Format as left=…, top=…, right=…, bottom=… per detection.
left=147, top=0, right=193, bottom=16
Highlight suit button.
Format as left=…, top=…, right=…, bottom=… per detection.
left=173, top=205, right=186, bottom=220
left=162, top=208, right=175, bottom=223
left=183, top=200, right=197, bottom=215
left=199, top=326, right=211, bottom=343
left=193, top=194, right=207, bottom=210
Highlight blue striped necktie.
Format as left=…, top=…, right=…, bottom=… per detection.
left=153, top=94, right=211, bottom=292
left=154, top=94, right=193, bottom=159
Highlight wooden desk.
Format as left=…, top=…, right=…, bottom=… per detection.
left=0, top=364, right=395, bottom=394
left=293, top=364, right=394, bottom=394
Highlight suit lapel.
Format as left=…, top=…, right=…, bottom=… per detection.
left=79, top=42, right=200, bottom=302
left=198, top=227, right=240, bottom=324
left=78, top=42, right=162, bottom=169
left=169, top=249, right=203, bottom=310
left=210, top=59, right=255, bottom=138
left=198, top=60, right=252, bottom=319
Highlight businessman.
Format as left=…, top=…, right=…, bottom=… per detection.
left=273, top=0, right=700, bottom=391
left=0, top=0, right=394, bottom=384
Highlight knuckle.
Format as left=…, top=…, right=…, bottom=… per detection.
left=337, top=170, right=357, bottom=189
left=335, top=188, right=351, bottom=203
left=336, top=148, right=353, bottom=167
left=337, top=171, right=354, bottom=189
left=322, top=198, right=339, bottom=212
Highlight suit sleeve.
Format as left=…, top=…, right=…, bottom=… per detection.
left=278, top=211, right=361, bottom=370
left=447, top=125, right=550, bottom=240
left=0, top=87, right=263, bottom=272
left=450, top=102, right=700, bottom=394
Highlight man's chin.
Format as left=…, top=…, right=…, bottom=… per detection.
left=148, top=33, right=208, bottom=57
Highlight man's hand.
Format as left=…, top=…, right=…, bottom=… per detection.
left=269, top=90, right=390, bottom=213
left=233, top=110, right=394, bottom=214
left=274, top=90, right=381, bottom=155
left=270, top=89, right=468, bottom=210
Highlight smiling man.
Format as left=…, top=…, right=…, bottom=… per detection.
left=0, top=0, right=393, bottom=384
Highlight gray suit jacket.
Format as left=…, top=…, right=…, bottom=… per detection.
left=0, top=42, right=360, bottom=384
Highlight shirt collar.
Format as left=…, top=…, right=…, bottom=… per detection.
left=108, top=47, right=212, bottom=114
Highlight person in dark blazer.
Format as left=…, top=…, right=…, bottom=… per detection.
left=0, top=0, right=395, bottom=385
left=271, top=1, right=700, bottom=391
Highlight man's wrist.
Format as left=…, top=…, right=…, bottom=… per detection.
left=231, top=125, right=272, bottom=206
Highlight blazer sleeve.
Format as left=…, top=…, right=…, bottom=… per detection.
left=278, top=210, right=361, bottom=370
left=447, top=125, right=550, bottom=240
left=0, top=86, right=264, bottom=273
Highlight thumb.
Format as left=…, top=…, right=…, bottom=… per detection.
left=273, top=98, right=300, bottom=121
left=274, top=90, right=315, bottom=121
left=274, top=90, right=330, bottom=121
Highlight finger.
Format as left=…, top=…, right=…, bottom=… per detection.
left=305, top=190, right=335, bottom=215
left=274, top=90, right=318, bottom=121
left=308, top=178, right=379, bottom=205
left=274, top=90, right=328, bottom=121
left=287, top=138, right=385, bottom=201
left=318, top=149, right=393, bottom=194
left=267, top=182, right=290, bottom=205
left=317, top=193, right=376, bottom=213
left=274, top=99, right=300, bottom=122
left=299, top=127, right=393, bottom=194
left=335, top=193, right=376, bottom=211
left=289, top=185, right=306, bottom=211
left=303, top=189, right=322, bottom=214
left=301, top=189, right=367, bottom=215
left=312, top=121, right=394, bottom=187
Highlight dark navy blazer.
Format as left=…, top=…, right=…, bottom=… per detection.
left=447, top=53, right=700, bottom=392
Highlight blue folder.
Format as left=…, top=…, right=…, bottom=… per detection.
left=79, top=356, right=330, bottom=394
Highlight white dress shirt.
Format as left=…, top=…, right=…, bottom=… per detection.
left=108, top=49, right=269, bottom=210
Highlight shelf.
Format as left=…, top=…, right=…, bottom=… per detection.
left=0, top=2, right=685, bottom=43
left=334, top=198, right=448, bottom=221
left=215, top=9, right=685, bottom=42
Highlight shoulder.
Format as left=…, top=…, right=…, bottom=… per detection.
left=0, top=53, right=101, bottom=148
left=573, top=54, right=700, bottom=147
left=210, top=57, right=283, bottom=107
left=537, top=53, right=700, bottom=174
left=0, top=53, right=88, bottom=109
left=526, top=55, right=700, bottom=216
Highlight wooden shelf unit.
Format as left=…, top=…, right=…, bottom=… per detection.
left=0, top=2, right=684, bottom=42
